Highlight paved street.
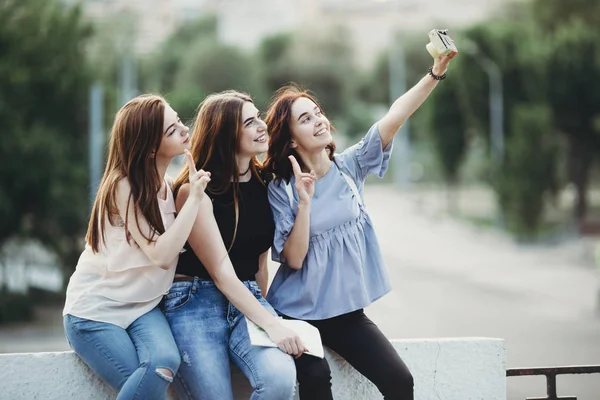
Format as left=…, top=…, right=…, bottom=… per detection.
left=361, top=185, right=600, bottom=400
left=3, top=184, right=600, bottom=399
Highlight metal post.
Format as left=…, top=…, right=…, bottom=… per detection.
left=480, top=57, right=504, bottom=165
left=463, top=40, right=504, bottom=165
left=120, top=54, right=136, bottom=106
left=462, top=40, right=504, bottom=227
left=89, top=82, right=104, bottom=206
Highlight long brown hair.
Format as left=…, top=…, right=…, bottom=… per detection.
left=263, top=84, right=336, bottom=183
left=173, top=90, right=264, bottom=250
left=86, top=94, right=167, bottom=252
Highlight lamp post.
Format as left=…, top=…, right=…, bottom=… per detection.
left=89, top=82, right=104, bottom=207
left=463, top=39, right=505, bottom=227
left=462, top=39, right=504, bottom=166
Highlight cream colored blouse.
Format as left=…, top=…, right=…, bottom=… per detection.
left=63, top=179, right=178, bottom=328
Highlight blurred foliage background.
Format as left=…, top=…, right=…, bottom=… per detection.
left=1, top=0, right=600, bottom=321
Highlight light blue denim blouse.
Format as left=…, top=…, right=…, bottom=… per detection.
left=266, top=123, right=393, bottom=320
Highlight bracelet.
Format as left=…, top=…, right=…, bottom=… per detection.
left=428, top=66, right=446, bottom=81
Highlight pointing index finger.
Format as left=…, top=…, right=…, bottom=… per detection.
left=185, top=150, right=197, bottom=175
left=288, top=155, right=302, bottom=177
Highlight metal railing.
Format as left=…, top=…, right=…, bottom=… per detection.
left=506, top=365, right=600, bottom=400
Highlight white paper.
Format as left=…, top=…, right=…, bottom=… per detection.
left=245, top=317, right=325, bottom=359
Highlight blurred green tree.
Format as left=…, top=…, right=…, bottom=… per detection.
left=542, top=20, right=600, bottom=222
left=144, top=22, right=364, bottom=141
left=513, top=0, right=600, bottom=223
left=495, top=104, right=559, bottom=238
left=142, top=15, right=263, bottom=122
left=355, top=50, right=389, bottom=105
left=257, top=32, right=294, bottom=105
left=172, top=40, right=263, bottom=120
left=0, top=0, right=92, bottom=271
left=453, top=21, right=563, bottom=234
left=457, top=22, right=547, bottom=149
left=453, top=4, right=600, bottom=233
left=426, top=75, right=469, bottom=211
left=531, top=0, right=600, bottom=30
left=257, top=26, right=356, bottom=120
left=141, top=15, right=218, bottom=95
left=85, top=8, right=139, bottom=121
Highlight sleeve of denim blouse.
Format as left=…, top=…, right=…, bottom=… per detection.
left=268, top=179, right=296, bottom=264
left=337, top=123, right=394, bottom=182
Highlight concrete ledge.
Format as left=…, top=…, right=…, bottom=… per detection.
left=0, top=338, right=506, bottom=400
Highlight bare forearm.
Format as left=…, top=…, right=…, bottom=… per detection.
left=378, top=74, right=440, bottom=147
left=390, top=74, right=439, bottom=119
left=148, top=195, right=201, bottom=266
left=282, top=203, right=311, bottom=269
left=214, top=272, right=280, bottom=330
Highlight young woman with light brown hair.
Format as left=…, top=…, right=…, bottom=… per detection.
left=163, top=90, right=303, bottom=400
left=63, top=94, right=211, bottom=400
left=263, top=45, right=457, bottom=399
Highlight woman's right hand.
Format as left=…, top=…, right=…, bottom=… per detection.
left=185, top=150, right=211, bottom=201
left=266, top=321, right=307, bottom=357
left=289, top=155, right=315, bottom=206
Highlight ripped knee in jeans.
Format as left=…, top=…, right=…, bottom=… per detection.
left=155, top=367, right=174, bottom=382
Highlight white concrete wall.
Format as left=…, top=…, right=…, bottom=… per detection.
left=0, top=338, right=506, bottom=400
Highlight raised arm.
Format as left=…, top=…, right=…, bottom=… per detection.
left=116, top=150, right=210, bottom=269
left=378, top=41, right=457, bottom=148
left=177, top=184, right=306, bottom=356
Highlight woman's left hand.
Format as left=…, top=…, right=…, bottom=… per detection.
left=432, top=29, right=458, bottom=76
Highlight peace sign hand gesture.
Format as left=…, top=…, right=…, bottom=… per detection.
left=185, top=149, right=211, bottom=201
left=289, top=155, right=315, bottom=206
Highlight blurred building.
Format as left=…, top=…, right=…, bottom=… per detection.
left=217, top=0, right=513, bottom=64
left=70, top=0, right=217, bottom=53
left=74, top=0, right=513, bottom=61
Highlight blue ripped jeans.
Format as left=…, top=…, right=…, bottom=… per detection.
left=162, top=278, right=296, bottom=400
left=63, top=307, right=180, bottom=400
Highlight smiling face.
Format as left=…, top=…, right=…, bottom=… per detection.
left=156, top=103, right=190, bottom=160
left=289, top=96, right=332, bottom=154
left=238, top=101, right=268, bottom=157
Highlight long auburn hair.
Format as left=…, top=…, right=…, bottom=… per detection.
left=86, top=94, right=168, bottom=252
left=173, top=90, right=264, bottom=250
left=263, top=84, right=336, bottom=183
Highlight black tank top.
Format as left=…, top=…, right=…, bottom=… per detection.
left=176, top=173, right=275, bottom=281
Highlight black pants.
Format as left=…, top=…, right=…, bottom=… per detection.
left=284, top=309, right=414, bottom=400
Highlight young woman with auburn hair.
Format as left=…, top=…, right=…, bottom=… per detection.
left=263, top=45, right=457, bottom=399
left=63, top=94, right=211, bottom=400
left=164, top=90, right=303, bottom=400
